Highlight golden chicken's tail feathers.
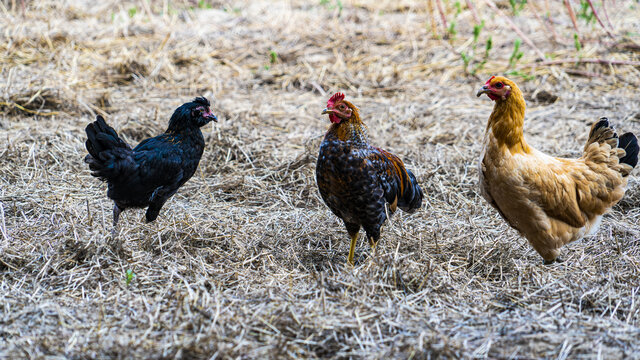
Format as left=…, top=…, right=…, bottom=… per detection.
left=584, top=117, right=618, bottom=151
left=584, top=117, right=638, bottom=177
left=618, top=132, right=639, bottom=172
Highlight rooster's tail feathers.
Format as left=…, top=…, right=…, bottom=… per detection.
left=397, top=169, right=423, bottom=213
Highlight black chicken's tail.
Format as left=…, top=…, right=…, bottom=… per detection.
left=397, top=169, right=424, bottom=213
left=84, top=115, right=133, bottom=181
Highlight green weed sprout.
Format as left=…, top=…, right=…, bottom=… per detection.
left=509, top=0, right=527, bottom=15
left=574, top=33, right=582, bottom=52
left=125, top=269, right=135, bottom=286
left=509, top=38, right=524, bottom=68
left=578, top=0, right=595, bottom=23
left=460, top=21, right=491, bottom=75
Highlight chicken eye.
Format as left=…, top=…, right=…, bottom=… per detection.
left=192, top=107, right=204, bottom=117
left=495, top=82, right=503, bottom=89
left=339, top=104, right=346, bottom=109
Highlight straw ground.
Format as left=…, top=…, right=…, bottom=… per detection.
left=1, top=0, right=640, bottom=358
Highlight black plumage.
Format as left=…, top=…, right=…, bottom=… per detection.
left=618, top=132, right=639, bottom=170
left=84, top=97, right=217, bottom=225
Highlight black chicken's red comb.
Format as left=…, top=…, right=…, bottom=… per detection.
left=327, top=92, right=345, bottom=107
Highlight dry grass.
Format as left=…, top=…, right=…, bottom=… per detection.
left=1, top=0, right=640, bottom=358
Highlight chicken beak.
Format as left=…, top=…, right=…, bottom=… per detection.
left=322, top=108, right=333, bottom=115
left=203, top=110, right=217, bottom=123
left=476, top=85, right=490, bottom=97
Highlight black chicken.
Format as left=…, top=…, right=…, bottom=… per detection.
left=85, top=97, right=217, bottom=226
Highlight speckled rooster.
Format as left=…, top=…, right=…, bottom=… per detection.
left=316, top=93, right=423, bottom=265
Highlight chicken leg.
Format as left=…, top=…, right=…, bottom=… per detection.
left=347, top=233, right=358, bottom=266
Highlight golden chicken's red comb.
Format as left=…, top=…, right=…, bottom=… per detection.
left=485, top=76, right=496, bottom=85
left=327, top=92, right=345, bottom=107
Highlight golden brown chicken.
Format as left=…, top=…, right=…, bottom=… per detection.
left=477, top=76, right=638, bottom=264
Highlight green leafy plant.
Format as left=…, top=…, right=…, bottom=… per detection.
left=460, top=21, right=491, bottom=75
left=320, top=0, right=343, bottom=16
left=578, top=0, right=595, bottom=23
left=509, top=38, right=524, bottom=68
left=448, top=22, right=457, bottom=38
left=506, top=69, right=534, bottom=81
left=191, top=1, right=213, bottom=11
left=475, top=35, right=492, bottom=73
left=461, top=52, right=471, bottom=69
left=509, top=0, right=527, bottom=15
left=263, top=50, right=278, bottom=70
left=573, top=33, right=582, bottom=52
left=472, top=21, right=484, bottom=43
left=125, top=269, right=135, bottom=286
left=128, top=6, right=137, bottom=18
left=221, top=6, right=241, bottom=13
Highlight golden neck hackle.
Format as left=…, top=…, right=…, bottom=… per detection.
left=328, top=101, right=370, bottom=147
left=487, top=85, right=531, bottom=154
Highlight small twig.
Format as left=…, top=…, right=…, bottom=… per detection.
left=606, top=40, right=640, bottom=52
left=543, top=0, right=567, bottom=44
left=483, top=0, right=546, bottom=60
left=564, top=0, right=580, bottom=37
left=601, top=0, right=614, bottom=31
left=309, top=81, right=326, bottom=96
left=465, top=0, right=480, bottom=24
left=435, top=0, right=448, bottom=33
left=0, top=202, right=9, bottom=242
left=585, top=0, right=615, bottom=39
left=529, top=1, right=565, bottom=45
left=427, top=0, right=439, bottom=37
left=519, top=58, right=640, bottom=68
left=564, top=69, right=603, bottom=78
left=0, top=101, right=60, bottom=116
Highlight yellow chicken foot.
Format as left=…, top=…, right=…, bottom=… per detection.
left=369, top=237, right=378, bottom=257
left=347, top=233, right=358, bottom=266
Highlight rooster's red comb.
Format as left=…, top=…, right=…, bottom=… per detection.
left=485, top=76, right=496, bottom=85
left=327, top=92, right=345, bottom=107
